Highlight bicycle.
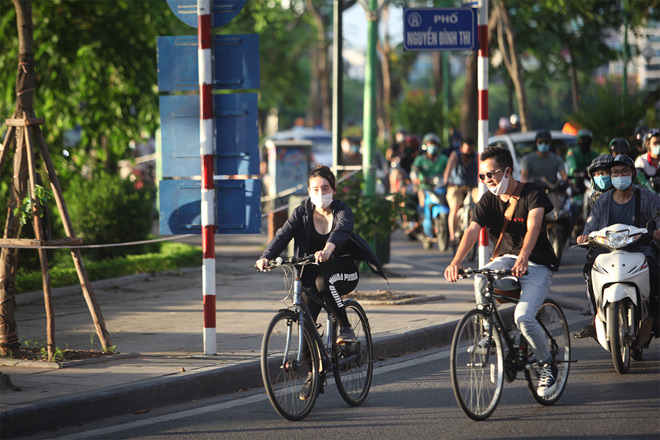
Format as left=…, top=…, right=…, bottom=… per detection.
left=257, top=255, right=374, bottom=421
left=454, top=190, right=477, bottom=261
left=450, top=268, right=571, bottom=421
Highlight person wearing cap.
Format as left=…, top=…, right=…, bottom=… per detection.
left=585, top=154, right=614, bottom=218
left=520, top=129, right=568, bottom=185
left=575, top=154, right=660, bottom=338
left=634, top=128, right=659, bottom=193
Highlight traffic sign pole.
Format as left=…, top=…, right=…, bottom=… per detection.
left=477, top=0, right=489, bottom=267
left=198, top=0, right=216, bottom=355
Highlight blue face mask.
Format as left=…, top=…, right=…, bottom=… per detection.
left=593, top=175, right=611, bottom=191
left=537, top=143, right=550, bottom=153
left=612, top=175, right=632, bottom=191
left=427, top=145, right=439, bottom=156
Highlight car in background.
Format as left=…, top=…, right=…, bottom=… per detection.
left=266, top=127, right=333, bottom=167
left=488, top=130, right=576, bottom=180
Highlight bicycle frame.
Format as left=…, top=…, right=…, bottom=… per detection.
left=288, top=268, right=355, bottom=374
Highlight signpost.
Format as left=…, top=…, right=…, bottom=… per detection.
left=160, top=0, right=259, bottom=355
left=403, top=8, right=478, bottom=52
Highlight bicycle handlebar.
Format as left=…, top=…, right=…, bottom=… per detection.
left=254, top=255, right=317, bottom=271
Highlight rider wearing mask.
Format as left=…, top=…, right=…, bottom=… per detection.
left=634, top=129, right=660, bottom=193
left=412, top=133, right=448, bottom=208
left=444, top=137, right=479, bottom=249
left=575, top=155, right=660, bottom=338
left=585, top=154, right=614, bottom=218
left=521, top=129, right=568, bottom=185
left=565, top=129, right=598, bottom=179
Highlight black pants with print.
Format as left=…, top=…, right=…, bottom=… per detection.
left=302, top=257, right=359, bottom=328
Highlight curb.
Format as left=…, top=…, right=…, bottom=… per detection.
left=0, top=318, right=474, bottom=437
left=0, top=352, right=140, bottom=370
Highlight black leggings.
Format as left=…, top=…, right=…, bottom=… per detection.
left=302, top=257, right=359, bottom=327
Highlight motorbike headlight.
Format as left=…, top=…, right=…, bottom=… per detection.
left=605, top=230, right=633, bottom=248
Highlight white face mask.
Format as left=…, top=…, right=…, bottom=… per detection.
left=310, top=193, right=333, bottom=209
left=488, top=169, right=510, bottom=196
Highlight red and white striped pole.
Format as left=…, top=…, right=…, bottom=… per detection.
left=198, top=0, right=216, bottom=355
left=477, top=0, right=489, bottom=267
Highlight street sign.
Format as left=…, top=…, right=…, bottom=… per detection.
left=159, top=179, right=261, bottom=235
left=160, top=93, right=259, bottom=177
left=157, top=34, right=260, bottom=92
left=166, top=0, right=246, bottom=28
left=403, top=8, right=478, bottom=52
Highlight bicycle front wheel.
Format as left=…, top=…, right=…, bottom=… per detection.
left=261, top=310, right=319, bottom=421
left=525, top=299, right=571, bottom=405
left=333, top=300, right=374, bottom=406
left=450, top=309, right=504, bottom=421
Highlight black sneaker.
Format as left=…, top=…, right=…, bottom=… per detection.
left=299, top=374, right=314, bottom=401
left=536, top=361, right=558, bottom=397
left=337, top=326, right=357, bottom=345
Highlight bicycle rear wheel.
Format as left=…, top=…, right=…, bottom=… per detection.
left=261, top=310, right=319, bottom=421
left=450, top=309, right=504, bottom=421
left=333, top=300, right=373, bottom=406
left=525, top=299, right=571, bottom=405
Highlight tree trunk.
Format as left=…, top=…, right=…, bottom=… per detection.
left=378, top=5, right=392, bottom=142
left=0, top=0, right=35, bottom=356
left=494, top=0, right=531, bottom=132
left=568, top=47, right=580, bottom=113
left=306, top=0, right=331, bottom=130
left=460, top=52, right=478, bottom=140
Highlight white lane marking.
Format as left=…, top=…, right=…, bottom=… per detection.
left=60, top=349, right=450, bottom=439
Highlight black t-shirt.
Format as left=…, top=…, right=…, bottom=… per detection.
left=472, top=182, right=560, bottom=271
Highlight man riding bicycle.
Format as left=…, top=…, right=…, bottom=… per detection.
left=444, top=146, right=560, bottom=398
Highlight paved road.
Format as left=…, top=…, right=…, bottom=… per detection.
left=33, top=337, right=660, bottom=440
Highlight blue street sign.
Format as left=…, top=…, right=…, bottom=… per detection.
left=157, top=34, right=260, bottom=92
left=160, top=93, right=259, bottom=177
left=403, top=8, right=478, bottom=52
left=166, top=0, right=246, bottom=28
left=159, top=179, right=261, bottom=235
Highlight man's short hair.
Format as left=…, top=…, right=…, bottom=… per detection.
left=481, top=145, right=514, bottom=170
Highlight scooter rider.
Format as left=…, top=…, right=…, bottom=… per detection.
left=585, top=154, right=614, bottom=218
left=412, top=133, right=448, bottom=210
left=575, top=154, right=660, bottom=338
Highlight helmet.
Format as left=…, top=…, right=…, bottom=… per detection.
left=587, top=154, right=613, bottom=177
left=608, top=138, right=630, bottom=155
left=611, top=154, right=635, bottom=172
left=633, top=126, right=649, bottom=146
left=577, top=129, right=593, bottom=141
left=534, top=129, right=552, bottom=143
left=422, top=133, right=441, bottom=146
left=509, top=114, right=520, bottom=125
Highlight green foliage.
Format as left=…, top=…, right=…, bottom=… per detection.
left=63, top=173, right=155, bottom=260
left=391, top=85, right=445, bottom=137
left=569, top=82, right=651, bottom=147
left=16, top=241, right=200, bottom=293
left=337, top=174, right=406, bottom=242
left=0, top=1, right=190, bottom=181
left=12, top=185, right=53, bottom=226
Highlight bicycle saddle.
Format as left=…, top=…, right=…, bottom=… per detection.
left=493, top=276, right=521, bottom=301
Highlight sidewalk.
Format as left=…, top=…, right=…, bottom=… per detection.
left=0, top=231, right=587, bottom=437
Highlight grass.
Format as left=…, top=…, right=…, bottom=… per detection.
left=16, top=241, right=201, bottom=294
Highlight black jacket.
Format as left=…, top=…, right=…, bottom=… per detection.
left=261, top=199, right=386, bottom=279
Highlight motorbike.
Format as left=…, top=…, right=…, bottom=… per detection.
left=540, top=179, right=573, bottom=263
left=390, top=160, right=422, bottom=241
left=576, top=218, right=659, bottom=374
left=454, top=190, right=477, bottom=261
left=568, top=170, right=592, bottom=240
left=419, top=176, right=450, bottom=251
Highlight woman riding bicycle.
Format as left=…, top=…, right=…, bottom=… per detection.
left=256, top=165, right=384, bottom=346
